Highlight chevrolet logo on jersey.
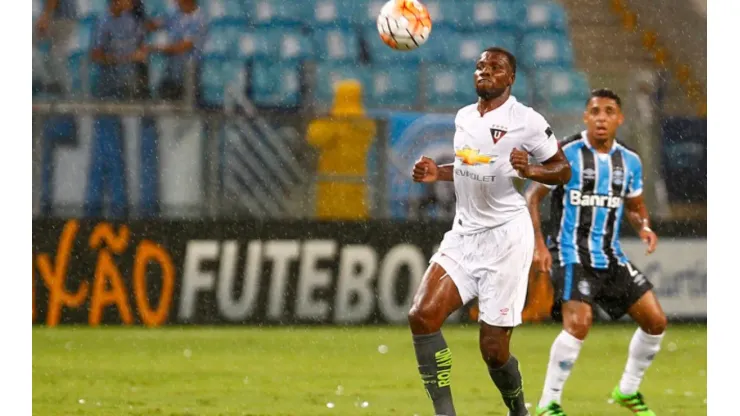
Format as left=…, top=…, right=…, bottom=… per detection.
left=455, top=146, right=497, bottom=165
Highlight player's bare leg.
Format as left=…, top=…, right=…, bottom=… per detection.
left=537, top=300, right=591, bottom=415
left=480, top=323, right=529, bottom=416
left=408, top=262, right=464, bottom=416
left=611, top=291, right=667, bottom=415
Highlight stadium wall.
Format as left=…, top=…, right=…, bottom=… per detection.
left=32, top=219, right=706, bottom=327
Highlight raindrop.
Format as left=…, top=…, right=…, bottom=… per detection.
left=326, top=402, right=335, bottom=409
left=666, top=342, right=677, bottom=352
left=243, top=376, right=249, bottom=385
left=361, top=401, right=369, bottom=408
left=335, top=385, right=344, bottom=395
left=665, top=389, right=674, bottom=394
left=378, top=344, right=389, bottom=354
left=184, top=349, right=192, bottom=358
left=78, top=399, right=85, bottom=405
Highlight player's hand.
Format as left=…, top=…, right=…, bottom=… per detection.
left=412, top=156, right=439, bottom=183
left=510, top=148, right=531, bottom=178
left=639, top=228, right=658, bottom=255
left=532, top=240, right=552, bottom=273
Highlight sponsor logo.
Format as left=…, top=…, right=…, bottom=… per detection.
left=569, top=189, right=623, bottom=208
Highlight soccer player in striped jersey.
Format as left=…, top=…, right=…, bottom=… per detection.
left=525, top=89, right=667, bottom=416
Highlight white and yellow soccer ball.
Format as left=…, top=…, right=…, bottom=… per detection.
left=376, top=0, right=433, bottom=51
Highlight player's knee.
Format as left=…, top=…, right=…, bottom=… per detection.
left=479, top=331, right=509, bottom=368
left=562, top=304, right=592, bottom=340
left=407, top=304, right=443, bottom=334
left=641, top=312, right=668, bottom=335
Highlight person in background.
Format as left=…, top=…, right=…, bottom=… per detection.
left=142, top=0, right=207, bottom=100
left=90, top=0, right=147, bottom=100
left=34, top=0, right=77, bottom=95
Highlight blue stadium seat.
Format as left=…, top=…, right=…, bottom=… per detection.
left=423, top=64, right=477, bottom=110
left=247, top=0, right=307, bottom=27
left=455, top=0, right=522, bottom=32
left=363, top=26, right=430, bottom=64
left=521, top=0, right=569, bottom=33
left=199, top=57, right=247, bottom=107
left=202, top=23, right=242, bottom=57
left=443, top=31, right=518, bottom=64
left=204, top=0, right=247, bottom=24
left=146, top=0, right=177, bottom=18
left=66, top=51, right=90, bottom=97
left=309, top=0, right=358, bottom=28
left=312, top=27, right=361, bottom=62
left=313, top=62, right=371, bottom=107
left=349, top=0, right=387, bottom=28
left=366, top=63, right=420, bottom=109
left=69, top=21, right=95, bottom=56
left=250, top=61, right=302, bottom=107
left=519, top=32, right=574, bottom=70
left=269, top=28, right=313, bottom=61
left=511, top=72, right=531, bottom=105
left=535, top=69, right=590, bottom=110
left=74, top=0, right=107, bottom=22
left=235, top=30, right=272, bottom=61
left=33, top=0, right=43, bottom=22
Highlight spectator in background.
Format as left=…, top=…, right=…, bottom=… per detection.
left=34, top=0, right=77, bottom=95
left=144, top=0, right=207, bottom=101
left=91, top=0, right=147, bottom=100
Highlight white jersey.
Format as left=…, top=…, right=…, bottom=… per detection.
left=451, top=96, right=559, bottom=234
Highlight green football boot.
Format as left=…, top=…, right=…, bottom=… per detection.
left=536, top=401, right=567, bottom=416
left=611, top=386, right=657, bottom=415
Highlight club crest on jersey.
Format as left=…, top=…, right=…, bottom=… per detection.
left=613, top=168, right=624, bottom=186
left=490, top=125, right=508, bottom=144
left=455, top=146, right=497, bottom=165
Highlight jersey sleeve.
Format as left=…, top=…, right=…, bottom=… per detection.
left=522, top=110, right=559, bottom=163
left=626, top=154, right=644, bottom=198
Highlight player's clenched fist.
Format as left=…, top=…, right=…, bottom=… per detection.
left=412, top=156, right=439, bottom=183
left=510, top=148, right=531, bottom=178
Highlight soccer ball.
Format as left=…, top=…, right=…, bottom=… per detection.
left=376, top=0, right=432, bottom=51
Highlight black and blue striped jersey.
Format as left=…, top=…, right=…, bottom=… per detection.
left=546, top=131, right=644, bottom=269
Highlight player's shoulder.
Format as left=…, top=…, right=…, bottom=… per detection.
left=560, top=132, right=586, bottom=149
left=615, top=140, right=642, bottom=164
left=455, top=103, right=479, bottom=121
left=508, top=99, right=547, bottom=126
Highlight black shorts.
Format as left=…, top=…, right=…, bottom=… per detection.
left=550, top=261, right=654, bottom=321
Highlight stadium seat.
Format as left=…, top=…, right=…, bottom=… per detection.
left=199, top=57, right=247, bottom=107
left=443, top=31, right=518, bottom=64
left=535, top=69, right=590, bottom=110
left=521, top=0, right=569, bottom=33
left=66, top=19, right=95, bottom=94
left=204, top=0, right=247, bottom=24
left=313, top=62, right=371, bottom=107
left=146, top=0, right=177, bottom=18
left=511, top=72, right=531, bottom=105
left=259, top=27, right=313, bottom=61
left=366, top=63, right=420, bottom=109
left=422, top=0, right=462, bottom=31
left=312, top=27, right=361, bottom=62
left=202, top=23, right=242, bottom=58
left=349, top=0, right=387, bottom=28
left=423, top=64, right=477, bottom=110
left=33, top=0, right=43, bottom=22
left=519, top=32, right=574, bottom=70
left=454, top=0, right=522, bottom=32
left=362, top=26, right=430, bottom=64
left=250, top=61, right=303, bottom=108
left=246, top=0, right=307, bottom=27
left=74, top=0, right=107, bottom=22
left=235, top=30, right=272, bottom=61
left=309, top=0, right=358, bottom=28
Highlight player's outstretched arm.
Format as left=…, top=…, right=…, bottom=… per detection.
left=510, top=147, right=571, bottom=186
left=525, top=182, right=554, bottom=272
left=625, top=195, right=658, bottom=254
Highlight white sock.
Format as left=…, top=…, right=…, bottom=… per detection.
left=538, top=330, right=583, bottom=408
left=618, top=328, right=665, bottom=395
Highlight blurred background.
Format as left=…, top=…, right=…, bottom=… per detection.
left=31, top=1, right=706, bottom=414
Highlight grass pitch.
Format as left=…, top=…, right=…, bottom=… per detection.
left=32, top=324, right=706, bottom=415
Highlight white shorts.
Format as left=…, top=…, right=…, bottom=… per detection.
left=430, top=213, right=534, bottom=327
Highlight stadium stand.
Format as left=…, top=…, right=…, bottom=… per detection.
left=32, top=0, right=590, bottom=113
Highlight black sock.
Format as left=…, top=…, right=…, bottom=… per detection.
left=412, top=331, right=456, bottom=416
left=488, top=355, right=528, bottom=416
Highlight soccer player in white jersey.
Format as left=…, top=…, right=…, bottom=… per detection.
left=407, top=47, right=572, bottom=416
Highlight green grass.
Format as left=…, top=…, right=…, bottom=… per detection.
left=32, top=324, right=706, bottom=416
